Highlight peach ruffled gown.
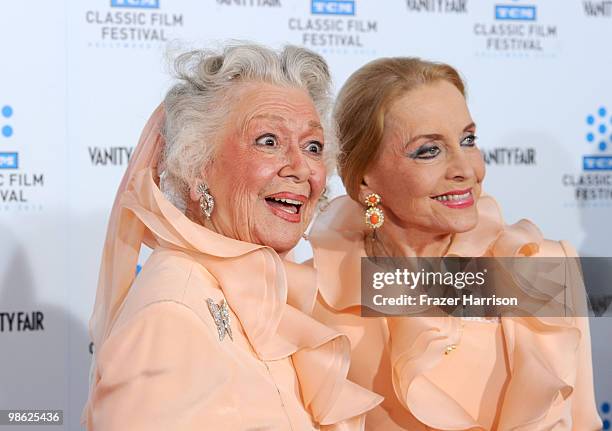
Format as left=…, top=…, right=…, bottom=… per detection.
left=80, top=173, right=383, bottom=430
left=309, top=195, right=602, bottom=431
left=81, top=106, right=382, bottom=430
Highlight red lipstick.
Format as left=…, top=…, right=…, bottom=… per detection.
left=265, top=192, right=307, bottom=223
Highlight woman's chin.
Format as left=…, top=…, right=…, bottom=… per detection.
left=447, top=215, right=479, bottom=234
left=269, top=241, right=300, bottom=255
left=257, top=232, right=301, bottom=255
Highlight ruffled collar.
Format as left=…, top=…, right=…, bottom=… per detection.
left=309, top=194, right=585, bottom=430
left=122, top=168, right=316, bottom=355
left=120, top=169, right=382, bottom=426
left=310, top=193, right=543, bottom=312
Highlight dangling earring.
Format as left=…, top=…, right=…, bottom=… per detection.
left=364, top=193, right=384, bottom=230
left=197, top=183, right=215, bottom=219
left=318, top=186, right=330, bottom=211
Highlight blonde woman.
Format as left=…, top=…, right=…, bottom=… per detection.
left=309, top=58, right=601, bottom=430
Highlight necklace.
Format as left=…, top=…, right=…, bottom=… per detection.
left=366, top=229, right=456, bottom=259
left=365, top=230, right=397, bottom=262
left=365, top=230, right=499, bottom=356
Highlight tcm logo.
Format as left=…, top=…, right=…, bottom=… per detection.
left=495, top=4, right=537, bottom=21
left=311, top=0, right=355, bottom=15
left=584, top=106, right=612, bottom=171
left=111, top=0, right=159, bottom=9
left=0, top=152, right=19, bottom=169
left=584, top=156, right=612, bottom=170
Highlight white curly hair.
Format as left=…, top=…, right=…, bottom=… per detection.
left=159, top=42, right=335, bottom=212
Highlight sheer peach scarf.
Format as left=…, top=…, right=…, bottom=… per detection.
left=83, top=105, right=165, bottom=424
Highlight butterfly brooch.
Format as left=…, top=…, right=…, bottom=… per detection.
left=206, top=298, right=233, bottom=342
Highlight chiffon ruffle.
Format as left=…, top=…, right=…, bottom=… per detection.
left=108, top=169, right=383, bottom=427
left=310, top=194, right=599, bottom=430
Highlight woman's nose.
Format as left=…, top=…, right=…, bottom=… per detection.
left=279, top=146, right=310, bottom=182
left=446, top=150, right=476, bottom=181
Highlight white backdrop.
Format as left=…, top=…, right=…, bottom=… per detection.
left=0, top=1, right=610, bottom=429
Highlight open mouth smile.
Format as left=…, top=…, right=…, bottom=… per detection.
left=430, top=188, right=475, bottom=209
left=265, top=192, right=306, bottom=223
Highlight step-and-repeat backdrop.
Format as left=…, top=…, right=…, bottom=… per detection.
left=1, top=0, right=611, bottom=429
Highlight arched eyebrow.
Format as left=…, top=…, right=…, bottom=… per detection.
left=463, top=122, right=476, bottom=132
left=308, top=120, right=323, bottom=131
left=406, top=133, right=443, bottom=145
left=250, top=113, right=286, bottom=124
left=246, top=114, right=323, bottom=133
left=406, top=122, right=477, bottom=146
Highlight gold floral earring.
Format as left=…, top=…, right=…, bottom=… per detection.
left=364, top=193, right=384, bottom=229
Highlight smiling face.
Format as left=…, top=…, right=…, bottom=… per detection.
left=361, top=80, right=486, bottom=235
left=189, top=82, right=327, bottom=253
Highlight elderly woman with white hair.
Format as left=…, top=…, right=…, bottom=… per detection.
left=81, top=42, right=381, bottom=430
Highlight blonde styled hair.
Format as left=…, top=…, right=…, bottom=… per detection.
left=335, top=57, right=465, bottom=200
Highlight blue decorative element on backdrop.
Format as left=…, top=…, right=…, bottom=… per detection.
left=0, top=152, right=19, bottom=169
left=495, top=3, right=537, bottom=21
left=311, top=0, right=355, bottom=16
left=1, top=105, right=13, bottom=138
left=110, top=0, right=159, bottom=9
left=584, top=106, right=612, bottom=170
left=1, top=104, right=17, bottom=168
left=2, top=105, right=13, bottom=118
left=601, top=401, right=610, bottom=430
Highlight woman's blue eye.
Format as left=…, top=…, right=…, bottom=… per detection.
left=306, top=141, right=323, bottom=154
left=461, top=134, right=477, bottom=147
left=255, top=134, right=278, bottom=147
left=410, top=145, right=441, bottom=160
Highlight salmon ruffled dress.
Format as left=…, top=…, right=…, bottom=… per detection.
left=309, top=195, right=602, bottom=431
left=82, top=169, right=382, bottom=430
